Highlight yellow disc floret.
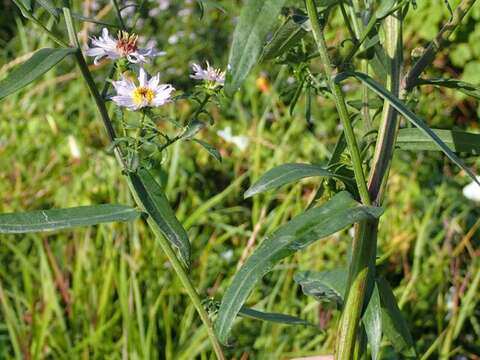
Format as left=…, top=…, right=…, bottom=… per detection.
left=132, top=87, right=155, bottom=105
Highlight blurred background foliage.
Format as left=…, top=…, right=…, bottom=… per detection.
left=0, top=0, right=479, bottom=358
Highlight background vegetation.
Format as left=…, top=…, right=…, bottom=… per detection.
left=0, top=0, right=479, bottom=358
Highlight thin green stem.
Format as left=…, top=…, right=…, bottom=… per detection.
left=62, top=6, right=225, bottom=358
left=305, top=0, right=370, bottom=206
left=112, top=0, right=126, bottom=29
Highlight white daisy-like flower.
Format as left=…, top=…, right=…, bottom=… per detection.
left=463, top=176, right=480, bottom=202
left=190, top=61, right=225, bottom=88
left=85, top=28, right=164, bottom=65
left=111, top=68, right=175, bottom=110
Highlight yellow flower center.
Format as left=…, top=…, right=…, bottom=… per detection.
left=132, top=87, right=155, bottom=105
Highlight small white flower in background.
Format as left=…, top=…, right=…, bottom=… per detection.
left=462, top=176, right=480, bottom=202
left=68, top=135, right=81, bottom=160
left=190, top=61, right=225, bottom=88
left=217, top=127, right=249, bottom=151
left=111, top=68, right=175, bottom=111
left=85, top=28, right=164, bottom=65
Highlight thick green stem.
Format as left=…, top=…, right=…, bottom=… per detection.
left=305, top=0, right=370, bottom=206
left=62, top=5, right=225, bottom=358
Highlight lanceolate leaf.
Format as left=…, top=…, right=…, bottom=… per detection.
left=225, top=0, right=287, bottom=96
left=0, top=205, right=140, bottom=233
left=363, top=284, right=382, bottom=360
left=130, top=169, right=191, bottom=268
left=396, top=128, right=480, bottom=154
left=416, top=77, right=480, bottom=100
left=294, top=268, right=347, bottom=305
left=239, top=307, right=313, bottom=327
left=338, top=71, right=479, bottom=185
left=377, top=277, right=417, bottom=358
left=214, top=192, right=383, bottom=344
left=261, top=16, right=308, bottom=61
left=0, top=48, right=76, bottom=101
left=193, top=139, right=222, bottom=162
left=244, top=163, right=352, bottom=198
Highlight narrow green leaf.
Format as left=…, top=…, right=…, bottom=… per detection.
left=363, top=284, right=382, bottom=360
left=0, top=205, right=140, bottom=233
left=377, top=277, right=417, bottom=358
left=396, top=128, right=480, bottom=154
left=193, top=139, right=222, bottom=162
left=130, top=169, right=191, bottom=268
left=214, top=192, right=383, bottom=344
left=62, top=10, right=121, bottom=28
left=294, top=268, right=347, bottom=305
left=35, top=0, right=60, bottom=19
left=416, top=77, right=480, bottom=100
left=338, top=71, right=479, bottom=185
left=376, top=0, right=397, bottom=19
left=182, top=120, right=206, bottom=140
left=225, top=0, right=287, bottom=96
left=0, top=48, right=76, bottom=101
left=244, top=163, right=352, bottom=198
left=239, top=307, right=313, bottom=327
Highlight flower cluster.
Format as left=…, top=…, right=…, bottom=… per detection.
left=85, top=28, right=225, bottom=110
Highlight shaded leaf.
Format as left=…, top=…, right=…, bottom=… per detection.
left=239, top=307, right=314, bottom=327
left=130, top=169, right=191, bottom=268
left=416, top=77, right=480, bottom=100
left=396, top=128, right=480, bottom=154
left=182, top=120, right=206, bottom=140
left=0, top=48, right=76, bottom=101
left=225, top=0, right=287, bottom=96
left=63, top=10, right=121, bottom=28
left=214, top=191, right=383, bottom=344
left=363, top=284, right=382, bottom=360
left=193, top=139, right=222, bottom=162
left=294, top=268, right=347, bottom=305
left=377, top=277, right=417, bottom=358
left=35, top=0, right=59, bottom=19
left=0, top=205, right=140, bottom=233
left=337, top=71, right=479, bottom=185
left=244, top=163, right=352, bottom=198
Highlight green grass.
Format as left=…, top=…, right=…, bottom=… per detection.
left=0, top=1, right=480, bottom=358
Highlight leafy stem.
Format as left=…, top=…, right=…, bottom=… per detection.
left=62, top=4, right=225, bottom=358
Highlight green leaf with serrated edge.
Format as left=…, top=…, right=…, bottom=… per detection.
left=294, top=268, right=347, bottom=305
left=396, top=128, right=480, bottom=154
left=377, top=277, right=417, bottom=358
left=214, top=191, right=383, bottom=344
left=130, top=169, right=191, bottom=268
left=0, top=205, right=140, bottom=233
left=239, top=307, right=314, bottom=327
left=363, top=284, right=382, bottom=360
left=193, top=139, right=222, bottom=162
left=416, top=78, right=480, bottom=100
left=0, top=48, right=76, bottom=101
left=225, top=0, right=287, bottom=96
left=261, top=16, right=308, bottom=61
left=337, top=71, right=480, bottom=185
left=244, top=163, right=352, bottom=198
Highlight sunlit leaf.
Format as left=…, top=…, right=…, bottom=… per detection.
left=244, top=163, right=352, bottom=198
left=363, top=284, right=382, bottom=360
left=239, top=307, right=314, bottom=327
left=416, top=77, right=480, bottom=100
left=0, top=205, right=140, bottom=233
left=225, top=0, right=287, bottom=96
left=214, top=192, right=383, bottom=344
left=130, top=169, right=191, bottom=268
left=294, top=268, right=347, bottom=305
left=0, top=48, right=76, bottom=101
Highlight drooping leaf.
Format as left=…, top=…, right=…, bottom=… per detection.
left=337, top=71, right=479, bottom=185
left=377, top=277, right=417, bottom=358
left=363, top=284, right=382, bottom=360
left=214, top=192, right=383, bottom=344
left=239, top=307, right=314, bottom=327
left=0, top=48, right=76, bottom=101
left=396, top=128, right=480, bottom=154
left=416, top=77, right=480, bottom=100
left=193, top=139, right=222, bottom=162
left=225, top=0, right=287, bottom=96
left=130, top=169, right=191, bottom=268
left=261, top=15, right=308, bottom=61
left=244, top=163, right=352, bottom=198
left=0, top=205, right=140, bottom=233
left=294, top=268, right=347, bottom=305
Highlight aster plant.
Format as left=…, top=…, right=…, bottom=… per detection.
left=0, top=1, right=226, bottom=358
